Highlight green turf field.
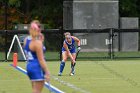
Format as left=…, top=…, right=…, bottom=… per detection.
left=0, top=60, right=140, bottom=93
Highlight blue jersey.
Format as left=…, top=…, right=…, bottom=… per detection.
left=62, top=37, right=76, bottom=53
left=24, top=36, right=38, bottom=61
left=24, top=36, right=45, bottom=81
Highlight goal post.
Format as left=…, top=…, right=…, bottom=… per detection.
left=7, top=35, right=27, bottom=61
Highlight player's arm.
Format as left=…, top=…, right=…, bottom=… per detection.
left=71, top=36, right=81, bottom=51
left=63, top=42, right=75, bottom=62
left=35, top=40, right=50, bottom=82
left=71, top=36, right=80, bottom=46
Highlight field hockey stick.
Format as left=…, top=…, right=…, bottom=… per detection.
left=71, top=49, right=80, bottom=73
left=75, top=49, right=80, bottom=61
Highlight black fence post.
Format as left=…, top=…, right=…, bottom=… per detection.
left=118, top=29, right=121, bottom=52
left=109, top=28, right=114, bottom=59
left=4, top=1, right=8, bottom=61
left=108, top=29, right=111, bottom=59
left=111, top=28, right=115, bottom=59
left=60, top=27, right=64, bottom=61
left=112, top=28, right=115, bottom=59
left=5, top=30, right=7, bottom=61
left=4, top=1, right=8, bottom=30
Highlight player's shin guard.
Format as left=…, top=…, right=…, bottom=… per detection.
left=59, top=61, right=65, bottom=74
left=71, top=63, right=76, bottom=74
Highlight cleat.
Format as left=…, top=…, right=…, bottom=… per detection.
left=58, top=73, right=62, bottom=76
left=72, top=69, right=75, bottom=74
left=71, top=68, right=75, bottom=75
left=69, top=73, right=74, bottom=76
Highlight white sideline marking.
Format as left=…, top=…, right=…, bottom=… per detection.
left=11, top=65, right=64, bottom=93
left=51, top=75, right=91, bottom=93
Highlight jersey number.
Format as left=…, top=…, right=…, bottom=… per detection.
left=24, top=50, right=34, bottom=60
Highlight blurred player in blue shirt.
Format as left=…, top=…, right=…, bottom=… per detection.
left=24, top=20, right=50, bottom=93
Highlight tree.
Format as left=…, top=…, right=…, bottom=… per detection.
left=0, top=0, right=63, bottom=29
left=119, top=0, right=140, bottom=17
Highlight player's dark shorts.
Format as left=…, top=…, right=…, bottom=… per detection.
left=62, top=47, right=76, bottom=53
left=26, top=59, right=45, bottom=81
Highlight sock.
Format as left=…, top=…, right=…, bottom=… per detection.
left=59, top=61, right=65, bottom=73
left=71, top=63, right=76, bottom=73
left=71, top=63, right=76, bottom=68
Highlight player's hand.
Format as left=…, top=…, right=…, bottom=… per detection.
left=77, top=46, right=81, bottom=51
left=45, top=72, right=50, bottom=82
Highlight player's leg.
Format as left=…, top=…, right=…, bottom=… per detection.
left=70, top=53, right=76, bottom=75
left=58, top=51, right=68, bottom=76
left=32, top=81, right=45, bottom=93
left=27, top=63, right=45, bottom=93
left=69, top=48, right=76, bottom=76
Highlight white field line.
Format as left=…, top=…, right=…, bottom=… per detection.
left=10, top=65, right=65, bottom=93
left=51, top=75, right=91, bottom=93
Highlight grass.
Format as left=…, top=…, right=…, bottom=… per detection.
left=0, top=60, right=140, bottom=93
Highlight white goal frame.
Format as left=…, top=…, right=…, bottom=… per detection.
left=7, top=35, right=26, bottom=61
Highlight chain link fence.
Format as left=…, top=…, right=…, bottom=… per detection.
left=0, top=29, right=140, bottom=61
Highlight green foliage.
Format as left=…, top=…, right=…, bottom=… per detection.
left=9, top=0, right=21, bottom=7
left=0, top=0, right=63, bottom=29
left=1, top=0, right=140, bottom=29
left=119, top=0, right=140, bottom=17
left=29, top=0, right=63, bottom=28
